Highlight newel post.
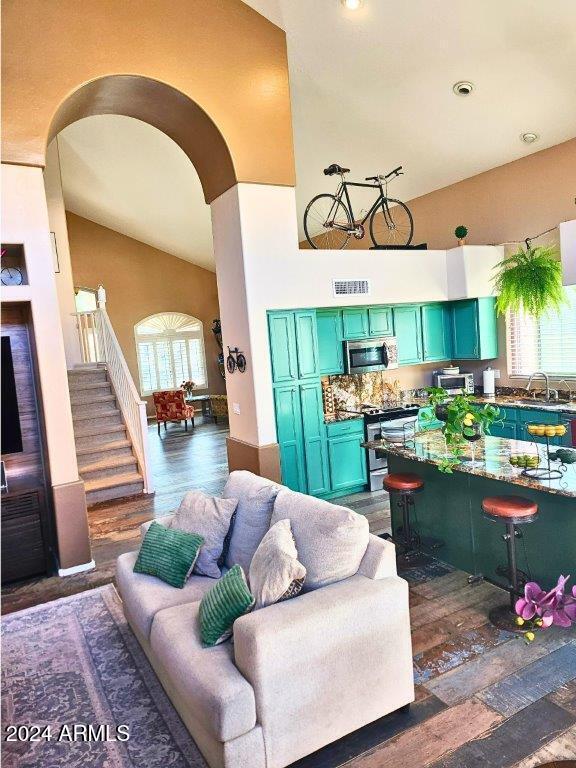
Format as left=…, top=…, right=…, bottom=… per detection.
left=97, top=284, right=107, bottom=309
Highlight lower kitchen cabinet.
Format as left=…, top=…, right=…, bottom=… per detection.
left=274, top=384, right=307, bottom=492
left=327, top=432, right=367, bottom=493
left=300, top=382, right=331, bottom=496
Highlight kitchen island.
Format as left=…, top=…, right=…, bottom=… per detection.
left=364, top=431, right=576, bottom=589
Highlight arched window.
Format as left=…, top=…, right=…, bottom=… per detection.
left=135, top=313, right=207, bottom=395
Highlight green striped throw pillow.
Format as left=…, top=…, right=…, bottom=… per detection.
left=199, top=565, right=255, bottom=646
left=134, top=522, right=204, bottom=588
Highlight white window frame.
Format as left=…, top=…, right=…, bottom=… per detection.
left=506, top=284, right=576, bottom=380
left=134, top=313, right=208, bottom=396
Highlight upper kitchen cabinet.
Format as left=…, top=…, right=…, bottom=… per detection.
left=342, top=308, right=369, bottom=339
left=316, top=310, right=344, bottom=375
left=422, top=303, right=452, bottom=362
left=368, top=306, right=394, bottom=337
left=393, top=305, right=423, bottom=365
left=451, top=297, right=498, bottom=360
left=294, top=310, right=320, bottom=379
left=269, top=310, right=320, bottom=383
left=269, top=311, right=298, bottom=383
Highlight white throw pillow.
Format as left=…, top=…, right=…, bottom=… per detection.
left=248, top=519, right=306, bottom=610
left=169, top=490, right=238, bottom=579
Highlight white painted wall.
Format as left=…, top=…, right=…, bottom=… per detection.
left=44, top=139, right=82, bottom=366
left=560, top=220, right=576, bottom=286
left=1, top=163, right=80, bottom=486
left=211, top=182, right=507, bottom=447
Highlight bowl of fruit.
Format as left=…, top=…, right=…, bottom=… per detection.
left=526, top=423, right=567, bottom=439
left=509, top=453, right=540, bottom=470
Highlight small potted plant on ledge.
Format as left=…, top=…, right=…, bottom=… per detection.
left=454, top=225, right=468, bottom=246
left=423, top=386, right=501, bottom=472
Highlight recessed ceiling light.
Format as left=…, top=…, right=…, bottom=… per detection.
left=341, top=0, right=363, bottom=9
left=521, top=132, right=539, bottom=144
left=453, top=81, right=474, bottom=96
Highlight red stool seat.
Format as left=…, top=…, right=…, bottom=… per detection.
left=482, top=495, right=538, bottom=519
left=384, top=473, right=424, bottom=492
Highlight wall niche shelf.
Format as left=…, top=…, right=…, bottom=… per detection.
left=1, top=243, right=28, bottom=286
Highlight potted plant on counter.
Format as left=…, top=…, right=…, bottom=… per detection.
left=423, top=387, right=501, bottom=472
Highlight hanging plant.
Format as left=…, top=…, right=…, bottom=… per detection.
left=492, top=245, right=567, bottom=317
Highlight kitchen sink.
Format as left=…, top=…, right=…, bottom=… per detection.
left=514, top=398, right=572, bottom=407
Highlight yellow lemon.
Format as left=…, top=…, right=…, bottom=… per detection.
left=555, top=425, right=567, bottom=436
left=535, top=426, right=546, bottom=436
left=527, top=425, right=537, bottom=435
left=545, top=426, right=556, bottom=437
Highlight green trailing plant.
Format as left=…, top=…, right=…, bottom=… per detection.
left=454, top=225, right=468, bottom=239
left=423, top=387, right=502, bottom=473
left=492, top=245, right=567, bottom=317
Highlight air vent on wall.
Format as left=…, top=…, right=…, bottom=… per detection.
left=332, top=279, right=370, bottom=297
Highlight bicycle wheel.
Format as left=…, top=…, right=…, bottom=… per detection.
left=304, top=194, right=353, bottom=249
left=369, top=198, right=414, bottom=248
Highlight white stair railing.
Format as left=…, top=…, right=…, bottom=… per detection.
left=75, top=286, right=154, bottom=493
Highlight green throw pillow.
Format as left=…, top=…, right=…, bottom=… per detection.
left=199, top=565, right=255, bottom=646
left=134, top=522, right=204, bottom=588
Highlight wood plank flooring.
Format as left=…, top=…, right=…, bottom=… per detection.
left=2, top=419, right=576, bottom=766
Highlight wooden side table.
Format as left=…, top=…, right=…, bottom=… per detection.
left=185, top=394, right=212, bottom=418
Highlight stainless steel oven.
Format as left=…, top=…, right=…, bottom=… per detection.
left=344, top=336, right=398, bottom=375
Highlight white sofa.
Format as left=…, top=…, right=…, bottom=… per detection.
left=116, top=471, right=414, bottom=768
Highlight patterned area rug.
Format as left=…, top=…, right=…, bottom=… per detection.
left=2, top=585, right=207, bottom=768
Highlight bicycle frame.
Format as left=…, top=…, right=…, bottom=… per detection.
left=327, top=177, right=394, bottom=232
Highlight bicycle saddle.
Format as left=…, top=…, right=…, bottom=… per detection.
left=324, top=163, right=350, bottom=176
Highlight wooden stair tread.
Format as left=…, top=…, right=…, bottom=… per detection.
left=71, top=394, right=116, bottom=405
left=79, top=455, right=137, bottom=475
left=73, top=408, right=121, bottom=422
left=68, top=380, right=112, bottom=391
left=84, top=470, right=143, bottom=493
left=75, top=438, right=132, bottom=456
left=73, top=423, right=126, bottom=438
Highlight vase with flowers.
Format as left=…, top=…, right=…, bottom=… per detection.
left=180, top=380, right=196, bottom=398
left=515, top=575, right=576, bottom=643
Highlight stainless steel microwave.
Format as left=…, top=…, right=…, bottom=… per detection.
left=344, top=336, right=398, bottom=375
left=432, top=372, right=475, bottom=394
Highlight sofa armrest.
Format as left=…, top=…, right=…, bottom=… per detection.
left=358, top=533, right=397, bottom=579
left=140, top=515, right=175, bottom=544
left=233, top=573, right=414, bottom=768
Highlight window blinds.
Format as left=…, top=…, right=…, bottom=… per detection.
left=507, top=285, right=576, bottom=377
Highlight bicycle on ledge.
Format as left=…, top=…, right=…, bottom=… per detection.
left=303, top=163, right=414, bottom=249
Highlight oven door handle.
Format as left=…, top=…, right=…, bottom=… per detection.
left=381, top=343, right=389, bottom=368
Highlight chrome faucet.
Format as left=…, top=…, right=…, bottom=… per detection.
left=525, top=372, right=550, bottom=400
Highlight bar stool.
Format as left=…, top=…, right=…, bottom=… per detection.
left=382, top=473, right=424, bottom=558
left=482, top=494, right=538, bottom=632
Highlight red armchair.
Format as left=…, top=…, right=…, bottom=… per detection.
left=153, top=390, right=195, bottom=434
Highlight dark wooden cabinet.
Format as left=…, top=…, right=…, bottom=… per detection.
left=1, top=480, right=53, bottom=583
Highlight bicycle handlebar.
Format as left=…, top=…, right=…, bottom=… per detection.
left=365, top=166, right=403, bottom=183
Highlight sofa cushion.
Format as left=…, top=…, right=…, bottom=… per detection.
left=249, top=519, right=306, bottom=609
left=150, top=601, right=257, bottom=742
left=271, top=489, right=369, bottom=590
left=134, top=521, right=204, bottom=588
left=199, top=565, right=255, bottom=646
left=169, top=490, right=238, bottom=579
left=223, top=471, right=280, bottom=573
left=117, top=551, right=215, bottom=639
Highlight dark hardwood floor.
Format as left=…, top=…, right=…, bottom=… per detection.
left=3, top=419, right=576, bottom=766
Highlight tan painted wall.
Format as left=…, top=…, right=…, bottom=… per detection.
left=1, top=0, right=295, bottom=200
left=66, top=213, right=225, bottom=415
left=336, top=139, right=576, bottom=251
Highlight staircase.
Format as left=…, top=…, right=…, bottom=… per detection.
left=69, top=365, right=145, bottom=506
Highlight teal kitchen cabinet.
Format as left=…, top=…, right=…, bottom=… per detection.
left=368, top=306, right=394, bottom=337
left=274, top=384, right=306, bottom=492
left=393, top=305, right=423, bottom=366
left=294, top=310, right=320, bottom=379
left=316, top=309, right=344, bottom=375
left=451, top=298, right=498, bottom=360
left=268, top=312, right=298, bottom=383
left=422, top=303, right=451, bottom=362
left=342, top=308, right=369, bottom=339
left=327, top=431, right=367, bottom=493
left=300, top=382, right=330, bottom=495
left=269, top=310, right=319, bottom=383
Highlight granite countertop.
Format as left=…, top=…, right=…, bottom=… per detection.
left=324, top=412, right=364, bottom=424
left=412, top=395, right=576, bottom=416
left=363, top=431, right=576, bottom=498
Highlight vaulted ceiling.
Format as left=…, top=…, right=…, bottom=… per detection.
left=56, top=0, right=576, bottom=271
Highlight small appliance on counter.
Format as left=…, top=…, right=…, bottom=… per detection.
left=344, top=336, right=398, bottom=375
left=432, top=370, right=474, bottom=394
left=482, top=366, right=496, bottom=396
